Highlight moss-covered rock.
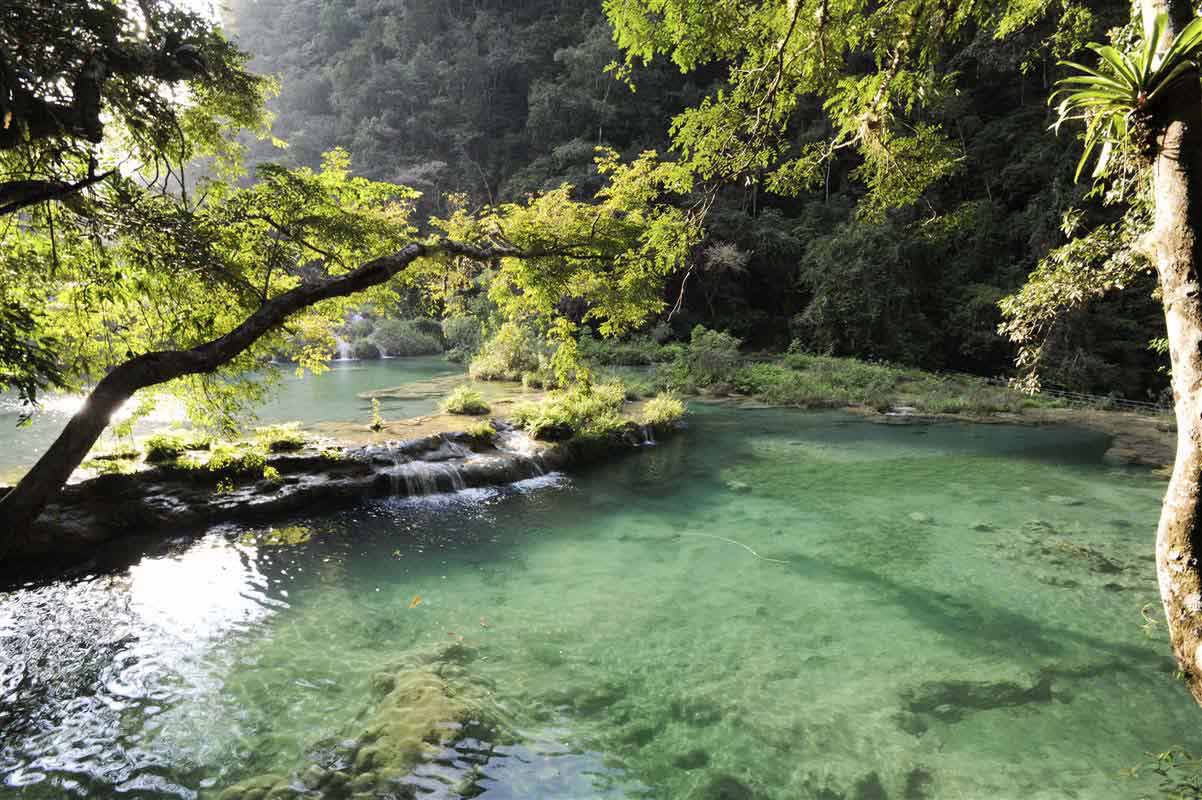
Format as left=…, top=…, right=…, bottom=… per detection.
left=217, top=643, right=510, bottom=800
left=216, top=773, right=290, bottom=800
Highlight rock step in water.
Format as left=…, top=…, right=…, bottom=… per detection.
left=10, top=420, right=670, bottom=567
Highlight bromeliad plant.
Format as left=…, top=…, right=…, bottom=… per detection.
left=1051, top=13, right=1202, bottom=181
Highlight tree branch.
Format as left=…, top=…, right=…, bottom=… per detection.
left=0, top=170, right=115, bottom=217
left=0, top=237, right=525, bottom=547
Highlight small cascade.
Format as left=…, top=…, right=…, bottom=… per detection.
left=335, top=337, right=354, bottom=361
left=400, top=462, right=438, bottom=495
left=493, top=427, right=547, bottom=478
left=440, top=463, right=467, bottom=492
left=386, top=457, right=469, bottom=497
left=639, top=424, right=656, bottom=445
left=494, top=427, right=539, bottom=458
left=363, top=430, right=559, bottom=502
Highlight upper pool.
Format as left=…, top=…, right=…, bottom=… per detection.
left=0, top=396, right=1195, bottom=798
left=0, top=358, right=462, bottom=481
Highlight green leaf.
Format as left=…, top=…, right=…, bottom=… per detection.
left=1091, top=45, right=1140, bottom=85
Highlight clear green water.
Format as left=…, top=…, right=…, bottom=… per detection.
left=0, top=357, right=461, bottom=479
left=1, top=403, right=1198, bottom=799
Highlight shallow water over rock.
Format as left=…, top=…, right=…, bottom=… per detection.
left=0, top=406, right=1197, bottom=799
left=0, top=358, right=462, bottom=483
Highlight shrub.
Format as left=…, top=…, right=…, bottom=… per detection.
left=443, top=316, right=483, bottom=362
left=205, top=444, right=267, bottom=479
left=347, top=317, right=374, bottom=339
left=732, top=363, right=842, bottom=407
left=254, top=423, right=308, bottom=452
left=442, top=385, right=491, bottom=415
left=90, top=442, right=140, bottom=461
left=167, top=442, right=268, bottom=484
left=411, top=318, right=444, bottom=340
left=82, top=457, right=138, bottom=476
left=732, top=361, right=895, bottom=409
left=370, top=398, right=385, bottom=431
left=144, top=430, right=212, bottom=462
left=373, top=319, right=443, bottom=356
left=578, top=330, right=676, bottom=366
left=728, top=351, right=1027, bottom=414
left=351, top=338, right=381, bottom=360
left=915, top=383, right=1025, bottom=415
left=464, top=420, right=496, bottom=442
left=512, top=382, right=627, bottom=440
left=686, top=326, right=742, bottom=384
left=641, top=392, right=686, bottom=429
left=597, top=366, right=672, bottom=399
left=469, top=322, right=543, bottom=381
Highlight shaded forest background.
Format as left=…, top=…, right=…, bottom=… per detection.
left=224, top=0, right=1167, bottom=400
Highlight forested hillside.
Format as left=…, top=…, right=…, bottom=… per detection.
left=225, top=0, right=1163, bottom=399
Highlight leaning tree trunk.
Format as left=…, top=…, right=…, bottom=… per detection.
left=0, top=239, right=514, bottom=558
left=1146, top=0, right=1202, bottom=707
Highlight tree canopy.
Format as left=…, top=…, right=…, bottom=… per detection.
left=0, top=0, right=271, bottom=408
left=221, top=0, right=1164, bottom=397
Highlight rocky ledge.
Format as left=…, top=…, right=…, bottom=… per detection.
left=9, top=420, right=667, bottom=565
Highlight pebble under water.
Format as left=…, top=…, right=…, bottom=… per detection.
left=1, top=405, right=1198, bottom=799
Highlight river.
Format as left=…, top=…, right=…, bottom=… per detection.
left=0, top=360, right=1196, bottom=798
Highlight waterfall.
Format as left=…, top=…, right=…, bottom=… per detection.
left=366, top=429, right=556, bottom=502
left=387, top=460, right=468, bottom=496
left=335, top=337, right=353, bottom=361
left=494, top=428, right=546, bottom=478
left=440, top=463, right=467, bottom=492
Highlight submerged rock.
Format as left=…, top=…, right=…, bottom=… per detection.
left=901, top=673, right=1055, bottom=725
left=219, top=642, right=510, bottom=800
left=672, top=748, right=710, bottom=770
left=903, top=767, right=933, bottom=799
left=853, top=772, right=888, bottom=800
left=698, top=774, right=756, bottom=800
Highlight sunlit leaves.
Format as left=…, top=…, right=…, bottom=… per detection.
left=605, top=0, right=1097, bottom=213
left=0, top=150, right=423, bottom=427
left=998, top=205, right=1154, bottom=376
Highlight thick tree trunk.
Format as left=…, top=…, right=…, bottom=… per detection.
left=1145, top=0, right=1202, bottom=706
left=0, top=239, right=514, bottom=557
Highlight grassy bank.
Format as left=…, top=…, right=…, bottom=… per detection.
left=492, top=326, right=1066, bottom=418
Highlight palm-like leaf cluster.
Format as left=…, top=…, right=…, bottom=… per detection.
left=1051, top=13, right=1202, bottom=181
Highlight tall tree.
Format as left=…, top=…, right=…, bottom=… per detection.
left=1006, top=0, right=1202, bottom=705
left=1134, top=0, right=1202, bottom=708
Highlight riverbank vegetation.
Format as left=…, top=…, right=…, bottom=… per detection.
left=461, top=321, right=1044, bottom=418
left=441, top=385, right=491, bottom=416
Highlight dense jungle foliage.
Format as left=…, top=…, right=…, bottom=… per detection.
left=224, top=0, right=1166, bottom=400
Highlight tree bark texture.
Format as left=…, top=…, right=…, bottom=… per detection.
left=1145, top=0, right=1202, bottom=707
